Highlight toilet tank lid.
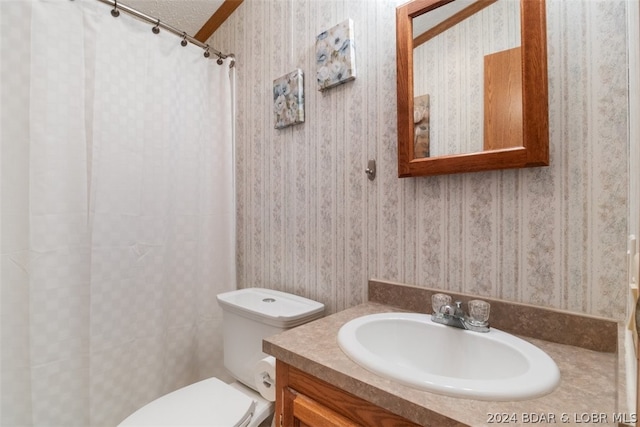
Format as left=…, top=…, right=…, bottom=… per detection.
left=217, top=288, right=325, bottom=328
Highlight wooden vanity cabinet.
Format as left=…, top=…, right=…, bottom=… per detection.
left=275, top=360, right=422, bottom=427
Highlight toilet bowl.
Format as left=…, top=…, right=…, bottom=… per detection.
left=117, top=288, right=324, bottom=427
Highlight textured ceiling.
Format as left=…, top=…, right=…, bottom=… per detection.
left=124, top=0, right=225, bottom=37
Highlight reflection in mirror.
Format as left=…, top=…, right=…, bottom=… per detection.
left=396, top=0, right=549, bottom=177
left=413, top=0, right=520, bottom=157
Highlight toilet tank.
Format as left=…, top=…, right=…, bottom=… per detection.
left=216, top=288, right=324, bottom=390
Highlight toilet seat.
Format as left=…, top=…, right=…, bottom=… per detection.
left=118, top=378, right=255, bottom=427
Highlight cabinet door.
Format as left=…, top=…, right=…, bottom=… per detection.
left=276, top=361, right=424, bottom=427
left=283, top=387, right=360, bottom=427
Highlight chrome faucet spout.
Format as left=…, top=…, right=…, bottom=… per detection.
left=431, top=297, right=490, bottom=333
left=439, top=301, right=463, bottom=318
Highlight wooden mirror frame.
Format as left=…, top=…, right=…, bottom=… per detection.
left=396, top=0, right=549, bottom=177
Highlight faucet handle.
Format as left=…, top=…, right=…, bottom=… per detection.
left=431, top=293, right=451, bottom=314
left=468, top=299, right=490, bottom=326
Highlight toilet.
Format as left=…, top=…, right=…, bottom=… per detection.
left=117, top=288, right=324, bottom=427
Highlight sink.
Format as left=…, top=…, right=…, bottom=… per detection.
left=337, top=312, right=560, bottom=401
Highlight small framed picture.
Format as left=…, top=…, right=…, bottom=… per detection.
left=273, top=69, right=305, bottom=129
left=414, top=94, right=430, bottom=158
left=316, top=19, right=356, bottom=91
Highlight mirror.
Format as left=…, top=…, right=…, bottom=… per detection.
left=396, top=0, right=549, bottom=177
left=413, top=0, right=521, bottom=157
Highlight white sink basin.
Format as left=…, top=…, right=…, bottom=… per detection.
left=337, top=312, right=560, bottom=401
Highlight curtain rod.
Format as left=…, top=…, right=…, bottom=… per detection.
left=92, top=0, right=235, bottom=66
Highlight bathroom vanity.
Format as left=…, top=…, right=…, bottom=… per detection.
left=264, top=280, right=632, bottom=426
left=276, top=361, right=422, bottom=426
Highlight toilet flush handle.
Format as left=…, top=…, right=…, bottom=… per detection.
left=260, top=372, right=273, bottom=389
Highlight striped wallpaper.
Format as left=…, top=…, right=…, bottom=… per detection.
left=211, top=0, right=629, bottom=320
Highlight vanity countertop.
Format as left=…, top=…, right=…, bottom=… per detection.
left=264, top=300, right=624, bottom=427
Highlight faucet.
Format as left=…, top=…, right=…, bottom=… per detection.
left=431, top=295, right=490, bottom=333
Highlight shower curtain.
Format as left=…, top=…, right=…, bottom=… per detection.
left=1, top=1, right=236, bottom=425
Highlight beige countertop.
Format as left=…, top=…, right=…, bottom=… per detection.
left=264, top=300, right=625, bottom=426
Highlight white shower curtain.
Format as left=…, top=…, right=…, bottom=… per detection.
left=1, top=1, right=236, bottom=425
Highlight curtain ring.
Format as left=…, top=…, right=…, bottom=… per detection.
left=111, top=0, right=120, bottom=17
left=152, top=20, right=160, bottom=34
left=204, top=46, right=211, bottom=58
left=180, top=33, right=188, bottom=47
left=216, top=53, right=223, bottom=65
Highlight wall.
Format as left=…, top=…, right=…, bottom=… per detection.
left=211, top=0, right=629, bottom=319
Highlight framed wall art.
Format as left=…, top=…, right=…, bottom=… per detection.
left=316, top=18, right=356, bottom=91
left=273, top=69, right=305, bottom=129
left=414, top=94, right=430, bottom=158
